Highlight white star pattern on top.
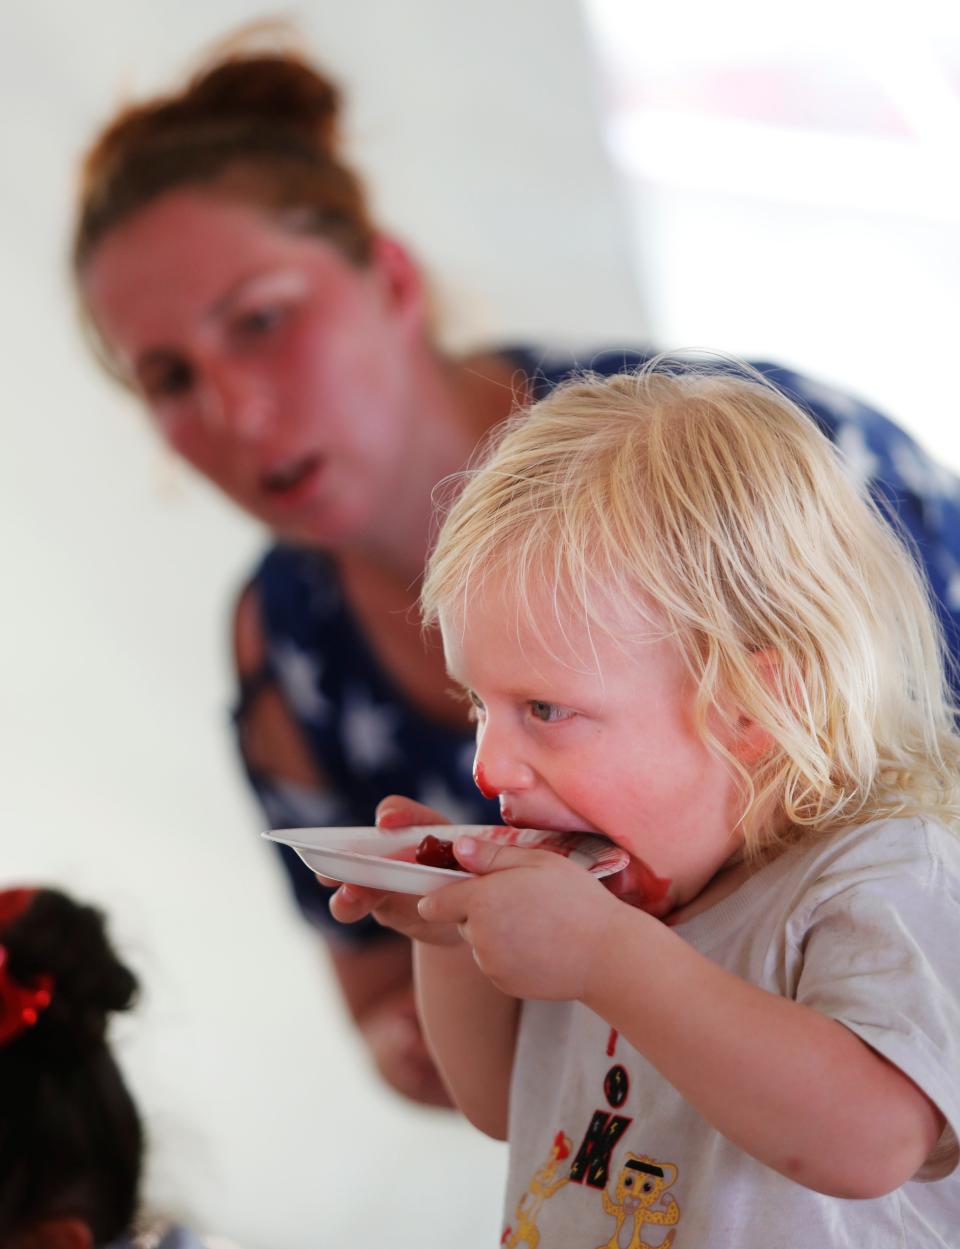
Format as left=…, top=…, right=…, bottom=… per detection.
left=272, top=640, right=330, bottom=723
left=342, top=686, right=401, bottom=772
left=791, top=375, right=866, bottom=422
left=418, top=777, right=485, bottom=826
left=890, top=439, right=960, bottom=504
left=262, top=778, right=345, bottom=828
left=833, top=422, right=881, bottom=491
left=935, top=553, right=960, bottom=612
left=947, top=572, right=960, bottom=613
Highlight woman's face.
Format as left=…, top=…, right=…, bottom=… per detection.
left=83, top=189, right=427, bottom=547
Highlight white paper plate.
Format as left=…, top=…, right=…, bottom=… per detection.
left=262, top=824, right=629, bottom=896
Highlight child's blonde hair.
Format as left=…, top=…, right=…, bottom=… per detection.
left=422, top=357, right=960, bottom=854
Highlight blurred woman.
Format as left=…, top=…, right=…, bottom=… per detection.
left=73, top=34, right=960, bottom=1106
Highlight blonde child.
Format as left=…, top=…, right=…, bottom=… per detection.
left=329, top=359, right=960, bottom=1246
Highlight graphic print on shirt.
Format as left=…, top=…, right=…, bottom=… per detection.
left=569, top=1032, right=633, bottom=1189
left=501, top=1130, right=573, bottom=1248
left=598, top=1153, right=681, bottom=1249
left=579, top=1027, right=682, bottom=1245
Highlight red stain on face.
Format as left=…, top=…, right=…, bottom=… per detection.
left=603, top=856, right=672, bottom=913
left=473, top=759, right=499, bottom=799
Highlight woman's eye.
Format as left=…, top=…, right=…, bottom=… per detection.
left=529, top=701, right=572, bottom=723
left=232, top=305, right=285, bottom=341
left=467, top=690, right=486, bottom=719
left=144, top=359, right=195, bottom=400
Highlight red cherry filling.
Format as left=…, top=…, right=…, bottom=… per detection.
left=415, top=834, right=465, bottom=871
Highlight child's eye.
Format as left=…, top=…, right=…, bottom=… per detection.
left=528, top=701, right=573, bottom=724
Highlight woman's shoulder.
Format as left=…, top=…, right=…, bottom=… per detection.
left=242, top=541, right=337, bottom=599
left=744, top=361, right=960, bottom=512
left=508, top=345, right=960, bottom=533
left=504, top=344, right=941, bottom=454
left=501, top=344, right=655, bottom=397
left=236, top=542, right=344, bottom=639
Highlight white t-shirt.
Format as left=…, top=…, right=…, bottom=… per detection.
left=503, top=817, right=960, bottom=1248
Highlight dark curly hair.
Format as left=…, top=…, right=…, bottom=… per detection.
left=0, top=889, right=143, bottom=1245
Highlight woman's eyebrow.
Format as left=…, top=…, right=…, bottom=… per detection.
left=131, top=269, right=311, bottom=376
left=207, top=267, right=307, bottom=320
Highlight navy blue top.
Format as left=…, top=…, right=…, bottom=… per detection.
left=234, top=348, right=960, bottom=943
left=104, top=1224, right=219, bottom=1249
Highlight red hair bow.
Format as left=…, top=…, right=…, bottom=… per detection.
left=0, top=887, right=54, bottom=1046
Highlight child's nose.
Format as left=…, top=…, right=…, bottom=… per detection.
left=473, top=727, right=534, bottom=797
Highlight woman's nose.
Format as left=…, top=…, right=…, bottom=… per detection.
left=199, top=364, right=272, bottom=440
left=473, top=722, right=534, bottom=797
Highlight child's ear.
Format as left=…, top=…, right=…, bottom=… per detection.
left=730, top=648, right=781, bottom=764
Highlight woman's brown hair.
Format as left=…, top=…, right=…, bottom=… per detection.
left=73, top=33, right=376, bottom=277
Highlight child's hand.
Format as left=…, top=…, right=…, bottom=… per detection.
left=319, top=795, right=463, bottom=948
left=418, top=835, right=622, bottom=1001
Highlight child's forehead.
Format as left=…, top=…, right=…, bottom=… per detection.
left=439, top=571, right=667, bottom=675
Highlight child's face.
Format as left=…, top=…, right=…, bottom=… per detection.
left=441, top=579, right=747, bottom=913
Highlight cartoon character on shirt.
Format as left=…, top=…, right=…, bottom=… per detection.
left=597, top=1153, right=681, bottom=1249
left=502, top=1130, right=572, bottom=1248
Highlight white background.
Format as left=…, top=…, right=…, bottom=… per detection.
left=3, top=2, right=958, bottom=1246
left=1, top=3, right=641, bottom=1247
left=587, top=0, right=960, bottom=468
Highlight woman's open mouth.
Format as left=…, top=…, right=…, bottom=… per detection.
left=260, top=453, right=325, bottom=505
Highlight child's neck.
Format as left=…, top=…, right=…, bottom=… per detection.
left=666, top=857, right=757, bottom=926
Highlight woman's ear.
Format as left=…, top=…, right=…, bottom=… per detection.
left=11, top=1218, right=93, bottom=1249
left=369, top=233, right=427, bottom=331
left=731, top=648, right=781, bottom=764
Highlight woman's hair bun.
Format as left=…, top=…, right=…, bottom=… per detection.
left=181, top=53, right=342, bottom=156
left=74, top=23, right=374, bottom=289
left=4, top=890, right=138, bottom=1051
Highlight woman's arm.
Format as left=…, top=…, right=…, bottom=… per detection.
left=327, top=797, right=520, bottom=1131
left=329, top=938, right=450, bottom=1106
left=414, top=940, right=519, bottom=1139
left=586, top=905, right=945, bottom=1199
left=233, top=587, right=449, bottom=1105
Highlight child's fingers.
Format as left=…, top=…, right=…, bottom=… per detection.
left=453, top=837, right=556, bottom=876
left=328, top=882, right=388, bottom=923
left=417, top=879, right=475, bottom=925
left=376, top=794, right=452, bottom=830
